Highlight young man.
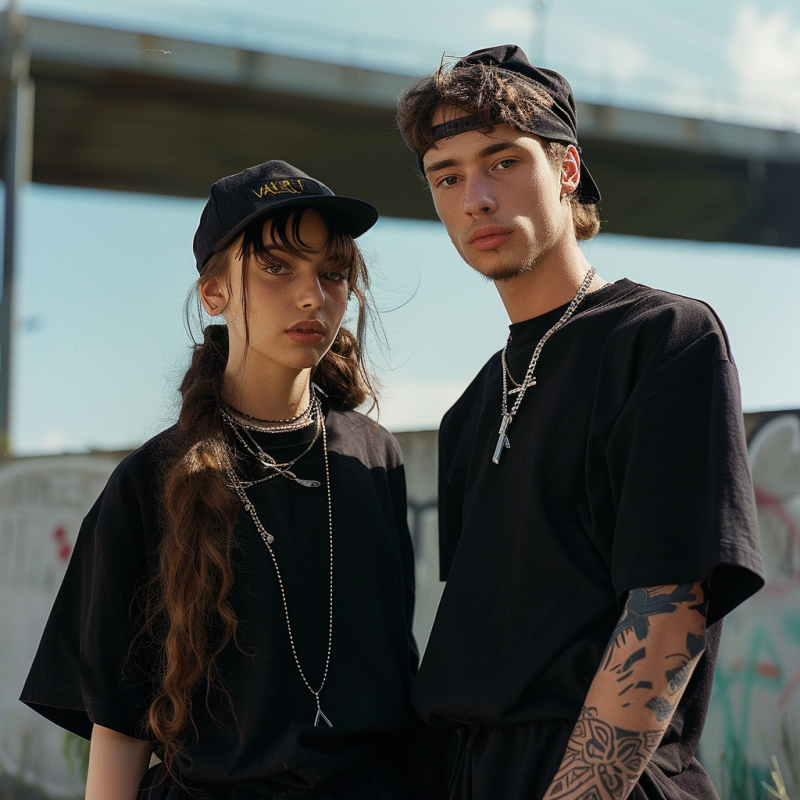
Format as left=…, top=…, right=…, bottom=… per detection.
left=396, top=45, right=764, bottom=799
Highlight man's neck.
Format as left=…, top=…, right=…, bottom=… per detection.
left=494, top=240, right=605, bottom=324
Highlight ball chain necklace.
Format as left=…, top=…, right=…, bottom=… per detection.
left=223, top=390, right=334, bottom=727
left=492, top=266, right=597, bottom=464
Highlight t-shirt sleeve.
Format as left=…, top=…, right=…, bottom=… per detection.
left=19, top=455, right=156, bottom=740
left=605, top=306, right=764, bottom=625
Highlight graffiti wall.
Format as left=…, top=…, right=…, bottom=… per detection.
left=0, top=455, right=121, bottom=799
left=703, top=411, right=800, bottom=798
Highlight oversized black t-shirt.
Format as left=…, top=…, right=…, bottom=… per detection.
left=21, top=405, right=418, bottom=796
left=411, top=280, right=763, bottom=797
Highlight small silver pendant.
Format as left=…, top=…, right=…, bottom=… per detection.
left=266, top=533, right=275, bottom=544
left=314, top=708, right=332, bottom=727
left=294, top=478, right=321, bottom=488
left=492, top=414, right=513, bottom=464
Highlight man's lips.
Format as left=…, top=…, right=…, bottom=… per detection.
left=286, top=321, right=326, bottom=344
left=467, top=227, right=513, bottom=251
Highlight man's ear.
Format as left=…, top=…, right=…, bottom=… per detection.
left=199, top=275, right=230, bottom=317
left=560, top=145, right=581, bottom=198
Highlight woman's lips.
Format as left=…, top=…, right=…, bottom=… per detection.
left=286, top=323, right=325, bottom=344
left=468, top=229, right=513, bottom=251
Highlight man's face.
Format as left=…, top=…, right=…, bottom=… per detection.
left=422, top=108, right=572, bottom=282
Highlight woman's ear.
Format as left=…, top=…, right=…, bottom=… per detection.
left=199, top=276, right=230, bottom=317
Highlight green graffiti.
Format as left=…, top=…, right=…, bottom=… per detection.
left=709, top=623, right=800, bottom=798
left=61, top=731, right=90, bottom=783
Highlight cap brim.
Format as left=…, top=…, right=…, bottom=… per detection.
left=212, top=195, right=379, bottom=254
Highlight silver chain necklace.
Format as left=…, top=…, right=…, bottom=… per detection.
left=220, top=394, right=323, bottom=488
left=226, top=417, right=334, bottom=727
left=492, top=266, right=596, bottom=464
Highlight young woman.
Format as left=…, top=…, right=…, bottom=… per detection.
left=20, top=161, right=419, bottom=799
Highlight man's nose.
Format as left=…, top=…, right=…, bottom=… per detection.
left=462, top=174, right=497, bottom=216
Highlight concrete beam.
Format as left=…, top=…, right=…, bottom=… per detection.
left=23, top=15, right=410, bottom=110
left=18, top=14, right=800, bottom=165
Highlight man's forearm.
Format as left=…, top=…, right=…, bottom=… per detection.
left=542, top=581, right=709, bottom=800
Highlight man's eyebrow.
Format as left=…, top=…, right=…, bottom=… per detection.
left=424, top=140, right=523, bottom=175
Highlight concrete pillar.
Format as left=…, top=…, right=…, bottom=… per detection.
left=0, top=1, right=34, bottom=455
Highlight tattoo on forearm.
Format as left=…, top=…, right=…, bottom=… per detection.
left=602, top=583, right=708, bottom=671
left=608, top=585, right=695, bottom=646
left=600, top=583, right=709, bottom=730
left=549, top=706, right=661, bottom=800
left=665, top=632, right=706, bottom=694
left=688, top=579, right=710, bottom=618
left=644, top=696, right=674, bottom=722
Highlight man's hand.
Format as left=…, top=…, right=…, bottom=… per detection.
left=542, top=580, right=709, bottom=800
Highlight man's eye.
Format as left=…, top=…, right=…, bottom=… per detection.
left=496, top=159, right=515, bottom=170
left=438, top=175, right=458, bottom=188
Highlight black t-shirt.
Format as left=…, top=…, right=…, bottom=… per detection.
left=411, top=280, right=764, bottom=797
left=20, top=405, right=419, bottom=796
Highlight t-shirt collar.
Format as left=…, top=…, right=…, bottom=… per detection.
left=507, top=278, right=634, bottom=349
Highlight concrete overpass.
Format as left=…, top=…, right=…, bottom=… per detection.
left=3, top=12, right=800, bottom=248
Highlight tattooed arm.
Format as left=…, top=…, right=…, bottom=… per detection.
left=541, top=581, right=709, bottom=800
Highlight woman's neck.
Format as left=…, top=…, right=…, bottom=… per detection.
left=221, top=360, right=312, bottom=423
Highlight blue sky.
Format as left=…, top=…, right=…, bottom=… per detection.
left=7, top=0, right=800, bottom=453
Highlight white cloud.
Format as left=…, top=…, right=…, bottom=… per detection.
left=727, top=5, right=800, bottom=129
left=570, top=30, right=648, bottom=86
left=485, top=8, right=540, bottom=41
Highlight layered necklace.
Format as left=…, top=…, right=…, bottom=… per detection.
left=492, top=266, right=596, bottom=464
left=222, top=388, right=334, bottom=727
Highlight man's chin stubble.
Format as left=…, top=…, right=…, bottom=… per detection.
left=470, top=255, right=537, bottom=284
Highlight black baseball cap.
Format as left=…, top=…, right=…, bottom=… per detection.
left=193, top=160, right=379, bottom=272
left=422, top=44, right=600, bottom=204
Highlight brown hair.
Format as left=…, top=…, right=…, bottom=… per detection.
left=396, top=60, right=601, bottom=241
left=140, top=207, right=375, bottom=777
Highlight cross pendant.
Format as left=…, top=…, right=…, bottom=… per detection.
left=492, top=414, right=513, bottom=464
left=508, top=376, right=535, bottom=396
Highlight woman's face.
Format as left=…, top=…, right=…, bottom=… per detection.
left=203, top=209, right=351, bottom=377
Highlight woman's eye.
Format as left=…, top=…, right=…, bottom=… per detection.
left=322, top=270, right=349, bottom=283
left=263, top=263, right=288, bottom=275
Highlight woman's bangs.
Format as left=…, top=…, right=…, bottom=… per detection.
left=323, top=226, right=361, bottom=278
left=238, top=207, right=362, bottom=281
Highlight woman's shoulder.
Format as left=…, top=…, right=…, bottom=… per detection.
left=105, top=425, right=177, bottom=495
left=75, top=427, right=177, bottom=563
left=85, top=426, right=177, bottom=539
left=325, top=406, right=403, bottom=470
